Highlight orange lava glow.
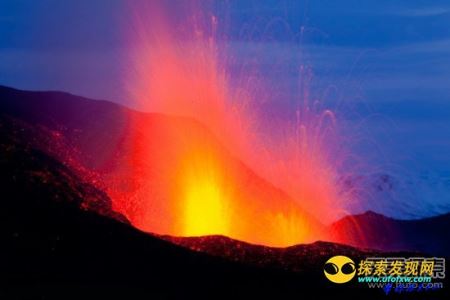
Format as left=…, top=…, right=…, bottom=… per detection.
left=111, top=2, right=348, bottom=247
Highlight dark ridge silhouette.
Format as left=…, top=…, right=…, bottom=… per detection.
left=162, top=234, right=419, bottom=272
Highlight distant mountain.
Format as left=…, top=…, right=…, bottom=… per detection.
left=329, top=210, right=450, bottom=256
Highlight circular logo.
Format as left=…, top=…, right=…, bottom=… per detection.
left=324, top=255, right=356, bottom=284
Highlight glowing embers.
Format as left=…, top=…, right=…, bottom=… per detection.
left=269, top=209, right=310, bottom=247
left=180, top=149, right=231, bottom=237
left=170, top=130, right=323, bottom=246
left=106, top=112, right=330, bottom=246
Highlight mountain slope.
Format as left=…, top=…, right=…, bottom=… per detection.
left=0, top=85, right=324, bottom=246
left=329, top=210, right=450, bottom=256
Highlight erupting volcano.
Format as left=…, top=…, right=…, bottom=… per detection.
left=97, top=2, right=351, bottom=247
left=0, top=0, right=450, bottom=299
left=3, top=1, right=450, bottom=298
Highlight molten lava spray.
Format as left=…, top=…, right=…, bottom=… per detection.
left=113, top=2, right=349, bottom=246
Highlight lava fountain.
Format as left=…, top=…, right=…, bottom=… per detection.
left=111, top=2, right=350, bottom=247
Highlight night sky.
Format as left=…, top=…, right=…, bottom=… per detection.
left=1, top=0, right=449, bottom=218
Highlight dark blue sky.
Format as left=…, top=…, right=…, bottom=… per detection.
left=1, top=0, right=449, bottom=105
left=1, top=0, right=449, bottom=218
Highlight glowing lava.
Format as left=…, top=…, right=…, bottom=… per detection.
left=110, top=2, right=349, bottom=246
